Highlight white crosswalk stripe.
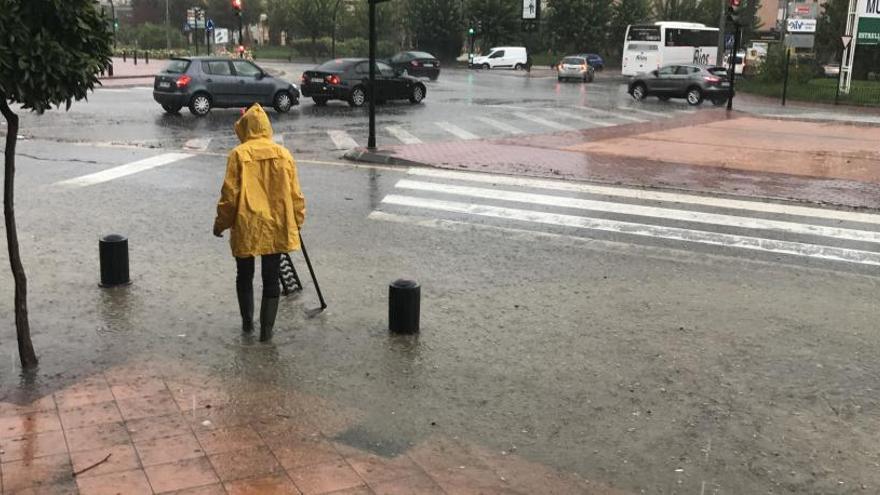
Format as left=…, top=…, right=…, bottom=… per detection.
left=184, top=137, right=211, bottom=151
left=370, top=169, right=880, bottom=268
left=617, top=106, right=670, bottom=118
left=54, top=152, right=193, bottom=189
left=513, top=112, right=576, bottom=131
left=386, top=125, right=423, bottom=144
left=475, top=117, right=525, bottom=134
left=554, top=110, right=613, bottom=127
left=273, top=134, right=285, bottom=146
left=327, top=130, right=359, bottom=150
left=577, top=106, right=648, bottom=123
left=435, top=121, right=479, bottom=140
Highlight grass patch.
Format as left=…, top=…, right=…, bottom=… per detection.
left=739, top=78, right=880, bottom=107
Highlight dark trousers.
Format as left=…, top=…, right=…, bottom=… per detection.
left=236, top=254, right=281, bottom=298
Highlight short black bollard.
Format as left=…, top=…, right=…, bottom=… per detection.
left=122, top=51, right=126, bottom=62
left=133, top=50, right=138, bottom=65
left=108, top=63, right=114, bottom=77
left=389, top=279, right=420, bottom=334
left=145, top=51, right=149, bottom=64
left=99, top=234, right=131, bottom=287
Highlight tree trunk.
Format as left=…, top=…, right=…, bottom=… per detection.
left=0, top=95, right=38, bottom=369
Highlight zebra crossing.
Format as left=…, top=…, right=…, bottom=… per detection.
left=370, top=168, right=880, bottom=270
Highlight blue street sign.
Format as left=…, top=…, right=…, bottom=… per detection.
left=206, top=19, right=215, bottom=31
left=183, top=22, right=191, bottom=32
left=725, top=34, right=735, bottom=49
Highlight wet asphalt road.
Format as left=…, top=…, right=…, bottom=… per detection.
left=2, top=68, right=880, bottom=493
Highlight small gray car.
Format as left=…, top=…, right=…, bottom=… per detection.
left=628, top=64, right=731, bottom=106
left=557, top=56, right=595, bottom=83
left=153, top=57, right=300, bottom=116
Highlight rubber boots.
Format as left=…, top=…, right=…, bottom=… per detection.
left=259, top=297, right=279, bottom=342
left=237, top=286, right=254, bottom=333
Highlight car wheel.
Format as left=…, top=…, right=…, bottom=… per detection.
left=686, top=87, right=704, bottom=106
left=188, top=93, right=211, bottom=117
left=312, top=97, right=329, bottom=106
left=514, top=63, right=524, bottom=71
left=273, top=91, right=293, bottom=113
left=349, top=86, right=367, bottom=107
left=482, top=63, right=490, bottom=70
left=161, top=104, right=182, bottom=114
left=631, top=83, right=647, bottom=101
left=712, top=97, right=729, bottom=106
left=409, top=84, right=426, bottom=104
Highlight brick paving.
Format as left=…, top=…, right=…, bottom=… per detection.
left=0, top=359, right=621, bottom=494
left=358, top=111, right=880, bottom=210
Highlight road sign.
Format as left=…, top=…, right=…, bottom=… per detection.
left=522, top=0, right=538, bottom=20
left=786, top=18, right=817, bottom=32
left=214, top=28, right=229, bottom=44
left=842, top=35, right=853, bottom=46
left=183, top=22, right=191, bottom=32
left=725, top=33, right=735, bottom=49
left=206, top=19, right=215, bottom=31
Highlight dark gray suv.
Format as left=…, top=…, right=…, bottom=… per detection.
left=628, top=64, right=731, bottom=106
left=153, top=57, right=300, bottom=116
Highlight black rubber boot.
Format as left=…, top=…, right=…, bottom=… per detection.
left=259, top=297, right=279, bottom=342
left=237, top=286, right=254, bottom=333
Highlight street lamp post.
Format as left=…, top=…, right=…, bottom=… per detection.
left=165, top=0, right=170, bottom=50
left=331, top=0, right=343, bottom=59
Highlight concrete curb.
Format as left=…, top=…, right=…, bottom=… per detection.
left=343, top=148, right=423, bottom=167
left=99, top=74, right=156, bottom=80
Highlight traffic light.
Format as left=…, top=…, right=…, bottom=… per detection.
left=727, top=0, right=741, bottom=23
left=113, top=18, right=119, bottom=31
left=232, top=0, right=243, bottom=13
left=468, top=27, right=474, bottom=36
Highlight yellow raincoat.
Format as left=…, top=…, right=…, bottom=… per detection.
left=213, top=104, right=306, bottom=258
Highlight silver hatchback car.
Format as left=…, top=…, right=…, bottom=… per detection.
left=557, top=56, right=595, bottom=83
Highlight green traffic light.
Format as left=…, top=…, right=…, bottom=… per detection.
left=468, top=28, right=475, bottom=35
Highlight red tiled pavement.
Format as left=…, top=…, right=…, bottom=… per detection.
left=355, top=111, right=880, bottom=210
left=0, top=359, right=630, bottom=494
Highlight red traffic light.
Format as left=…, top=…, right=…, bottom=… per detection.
left=729, top=0, right=741, bottom=7
left=237, top=45, right=245, bottom=53
left=231, top=0, right=243, bottom=11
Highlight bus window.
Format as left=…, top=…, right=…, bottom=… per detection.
left=627, top=26, right=661, bottom=42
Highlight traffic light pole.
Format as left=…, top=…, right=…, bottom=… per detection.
left=368, top=0, right=377, bottom=150
left=727, top=22, right=740, bottom=111
left=238, top=13, right=244, bottom=57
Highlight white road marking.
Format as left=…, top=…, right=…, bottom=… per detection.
left=381, top=195, right=880, bottom=266
left=273, top=134, right=285, bottom=146
left=386, top=125, right=422, bottom=144
left=475, top=117, right=524, bottom=134
left=131, top=86, right=153, bottom=91
left=327, top=130, right=359, bottom=150
left=617, top=106, right=669, bottom=117
left=578, top=106, right=648, bottom=123
left=513, top=112, right=576, bottom=131
left=395, top=180, right=880, bottom=243
left=407, top=168, right=880, bottom=226
left=555, top=111, right=613, bottom=127
left=184, top=137, right=211, bottom=151
left=54, top=152, right=193, bottom=189
left=435, top=121, right=478, bottom=140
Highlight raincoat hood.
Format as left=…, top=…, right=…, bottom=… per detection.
left=234, top=104, right=273, bottom=143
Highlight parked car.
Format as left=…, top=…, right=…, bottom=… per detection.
left=386, top=51, right=440, bottom=80
left=470, top=46, right=528, bottom=70
left=557, top=56, right=595, bottom=82
left=152, top=57, right=299, bottom=116
left=580, top=53, right=605, bottom=71
left=823, top=63, right=841, bottom=78
left=300, top=58, right=427, bottom=107
left=628, top=64, right=731, bottom=106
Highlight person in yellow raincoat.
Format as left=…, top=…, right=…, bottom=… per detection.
left=213, top=104, right=306, bottom=341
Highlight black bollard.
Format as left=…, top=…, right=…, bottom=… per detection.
left=389, top=279, right=420, bottom=334
left=133, top=50, right=138, bottom=65
left=145, top=51, right=149, bottom=64
left=122, top=51, right=126, bottom=62
left=99, top=234, right=131, bottom=287
left=108, top=63, right=114, bottom=77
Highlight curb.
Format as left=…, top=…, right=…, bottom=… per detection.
left=99, top=74, right=157, bottom=80
left=343, top=148, right=423, bottom=167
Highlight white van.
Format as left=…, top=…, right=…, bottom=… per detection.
left=471, top=47, right=528, bottom=70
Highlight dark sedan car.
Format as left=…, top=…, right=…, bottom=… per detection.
left=153, top=57, right=299, bottom=116
left=628, top=64, right=731, bottom=106
left=301, top=58, right=427, bottom=107
left=386, top=51, right=440, bottom=80
left=578, top=53, right=605, bottom=71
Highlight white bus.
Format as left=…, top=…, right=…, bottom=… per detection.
left=622, top=22, right=720, bottom=76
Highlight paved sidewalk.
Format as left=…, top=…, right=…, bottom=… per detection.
left=0, top=358, right=620, bottom=494
left=98, top=57, right=159, bottom=87
left=347, top=110, right=880, bottom=210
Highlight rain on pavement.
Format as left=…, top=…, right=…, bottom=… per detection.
left=2, top=64, right=880, bottom=494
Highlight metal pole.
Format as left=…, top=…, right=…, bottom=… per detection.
left=727, top=22, right=739, bottom=111
left=835, top=43, right=846, bottom=104
left=332, top=0, right=342, bottom=59
left=109, top=0, right=116, bottom=49
left=781, top=48, right=791, bottom=106
left=299, top=234, right=327, bottom=311
left=368, top=0, right=377, bottom=150
left=165, top=0, right=170, bottom=50
left=238, top=13, right=244, bottom=58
